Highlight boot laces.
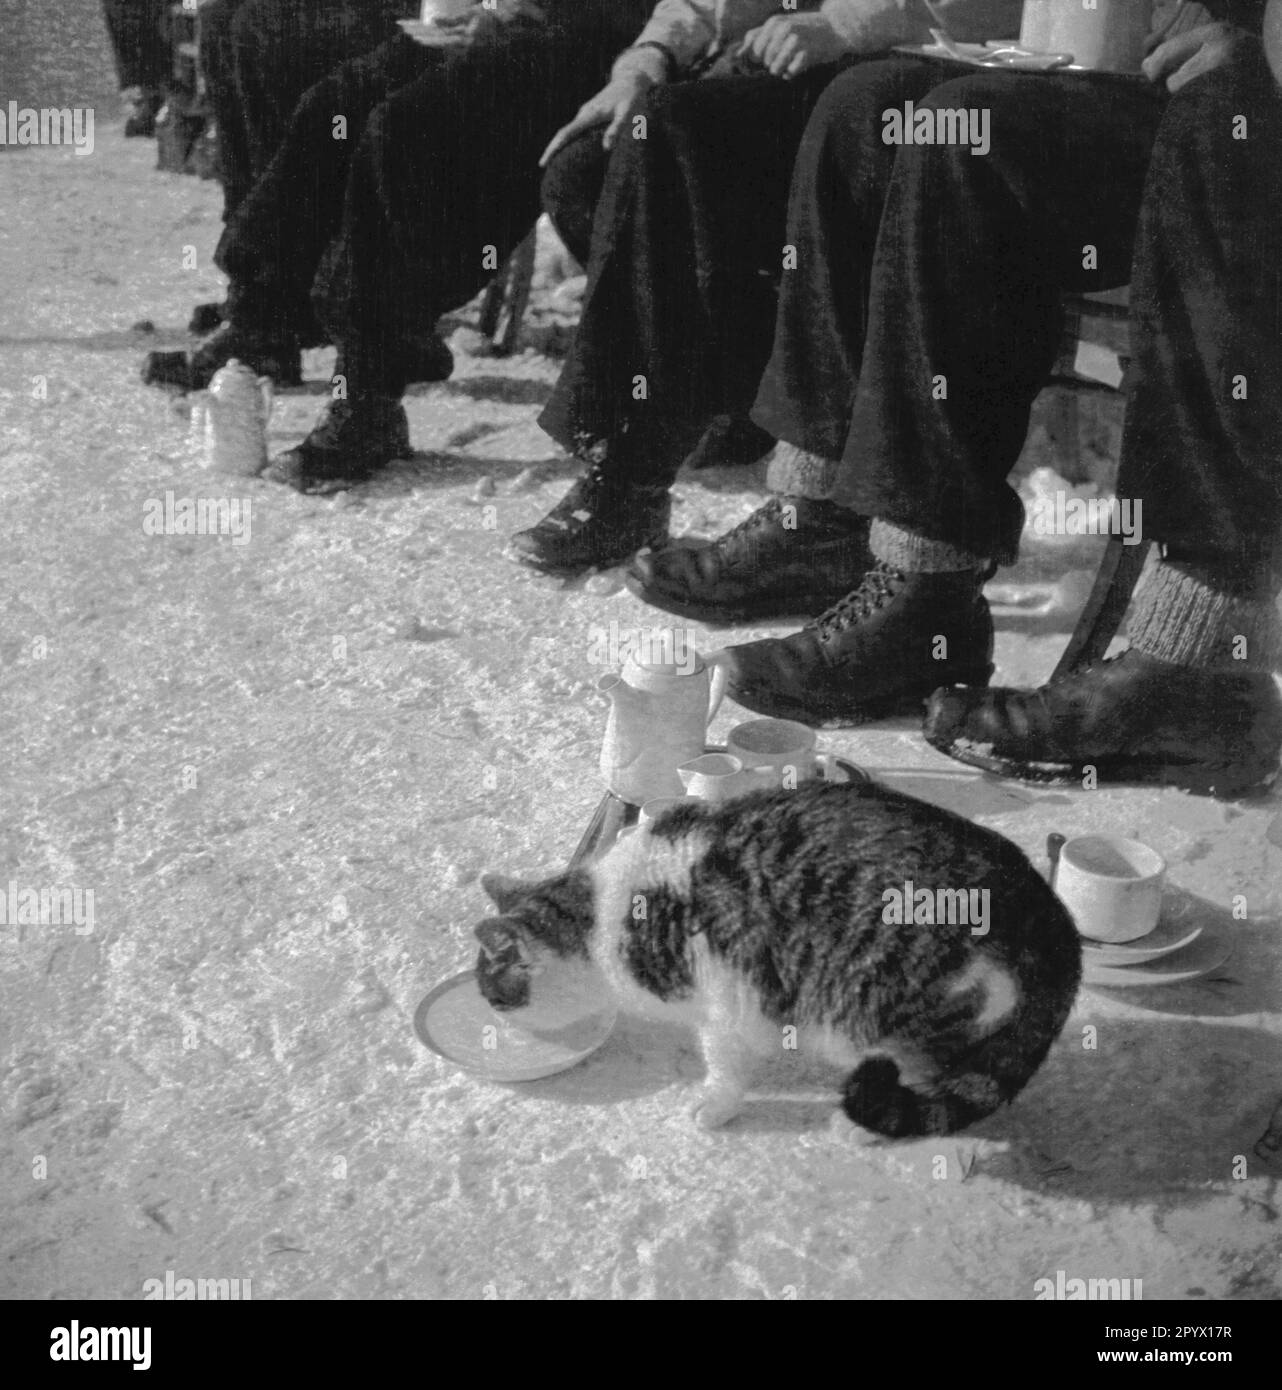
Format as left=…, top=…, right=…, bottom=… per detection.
left=719, top=497, right=784, bottom=546
left=808, top=561, right=905, bottom=639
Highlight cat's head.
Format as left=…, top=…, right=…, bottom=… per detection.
left=473, top=871, right=606, bottom=1023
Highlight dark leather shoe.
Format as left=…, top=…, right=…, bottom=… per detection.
left=924, top=649, right=1282, bottom=797
left=188, top=300, right=226, bottom=335
left=507, top=465, right=671, bottom=575
left=625, top=496, right=870, bottom=624
left=142, top=325, right=302, bottom=392
left=722, top=562, right=994, bottom=725
left=264, top=396, right=409, bottom=493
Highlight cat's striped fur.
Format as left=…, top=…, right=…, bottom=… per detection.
left=475, top=780, right=1081, bottom=1136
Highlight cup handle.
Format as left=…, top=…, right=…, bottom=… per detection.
left=707, top=659, right=728, bottom=724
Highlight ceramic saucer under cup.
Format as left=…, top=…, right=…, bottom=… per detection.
left=1079, top=910, right=1204, bottom=967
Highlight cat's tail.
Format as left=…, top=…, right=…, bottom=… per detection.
left=842, top=1057, right=1004, bottom=1138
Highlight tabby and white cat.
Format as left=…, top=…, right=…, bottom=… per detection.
left=474, top=781, right=1081, bottom=1137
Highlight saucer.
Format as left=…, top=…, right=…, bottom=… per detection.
left=897, top=40, right=1083, bottom=71
left=413, top=970, right=616, bottom=1082
left=1081, top=916, right=1232, bottom=991
left=705, top=745, right=870, bottom=787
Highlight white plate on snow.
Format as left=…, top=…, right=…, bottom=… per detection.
left=414, top=970, right=616, bottom=1082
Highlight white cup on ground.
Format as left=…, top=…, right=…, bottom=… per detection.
left=1053, top=834, right=1166, bottom=943
left=726, top=719, right=818, bottom=789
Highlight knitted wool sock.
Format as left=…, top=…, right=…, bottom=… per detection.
left=765, top=442, right=843, bottom=500
left=1127, top=560, right=1282, bottom=674
left=869, top=519, right=989, bottom=574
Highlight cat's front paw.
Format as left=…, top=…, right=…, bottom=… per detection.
left=690, top=1086, right=744, bottom=1130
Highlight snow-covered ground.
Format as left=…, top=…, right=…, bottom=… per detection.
left=3, top=26, right=1281, bottom=1298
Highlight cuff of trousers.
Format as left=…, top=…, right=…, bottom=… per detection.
left=868, top=519, right=988, bottom=574
left=765, top=442, right=844, bottom=499
left=1127, top=560, right=1282, bottom=673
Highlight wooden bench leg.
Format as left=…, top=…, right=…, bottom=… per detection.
left=477, top=230, right=537, bottom=356
left=1051, top=534, right=1153, bottom=680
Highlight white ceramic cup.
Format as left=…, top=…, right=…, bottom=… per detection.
left=725, top=719, right=818, bottom=789
left=420, top=0, right=473, bottom=23
left=1053, top=834, right=1166, bottom=943
left=1019, top=0, right=1154, bottom=74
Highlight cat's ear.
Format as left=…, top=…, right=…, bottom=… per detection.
left=480, top=872, right=533, bottom=914
left=474, top=917, right=530, bottom=964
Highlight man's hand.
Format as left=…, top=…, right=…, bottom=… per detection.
left=1142, top=21, right=1257, bottom=93
left=538, top=51, right=666, bottom=167
left=741, top=13, right=848, bottom=79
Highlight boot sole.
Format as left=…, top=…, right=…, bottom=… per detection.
left=730, top=666, right=995, bottom=728
left=924, top=731, right=1281, bottom=799
left=263, top=421, right=411, bottom=494
left=507, top=528, right=672, bottom=578
left=622, top=572, right=859, bottom=627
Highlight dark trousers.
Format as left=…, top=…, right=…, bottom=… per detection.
left=751, top=58, right=1166, bottom=564
left=1117, top=49, right=1282, bottom=579
left=201, top=0, right=407, bottom=220
left=101, top=0, right=171, bottom=90
left=537, top=64, right=853, bottom=478
left=312, top=11, right=637, bottom=384
left=217, top=33, right=438, bottom=334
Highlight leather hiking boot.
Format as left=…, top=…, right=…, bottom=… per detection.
left=263, top=396, right=410, bottom=494
left=722, top=562, right=995, bottom=726
left=142, top=324, right=302, bottom=392
left=924, top=649, right=1282, bottom=797
left=507, top=464, right=672, bottom=576
left=625, top=496, right=871, bottom=624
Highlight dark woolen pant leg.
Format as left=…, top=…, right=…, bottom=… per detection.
left=751, top=57, right=965, bottom=463
left=1117, top=49, right=1282, bottom=581
left=538, top=68, right=840, bottom=484
left=199, top=0, right=256, bottom=217
left=315, top=28, right=626, bottom=391
left=216, top=35, right=436, bottom=338
left=230, top=0, right=401, bottom=184
left=540, top=129, right=612, bottom=270
left=101, top=0, right=171, bottom=89
left=840, top=70, right=1164, bottom=564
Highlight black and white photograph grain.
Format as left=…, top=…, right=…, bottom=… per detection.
left=3, top=0, right=1281, bottom=1333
